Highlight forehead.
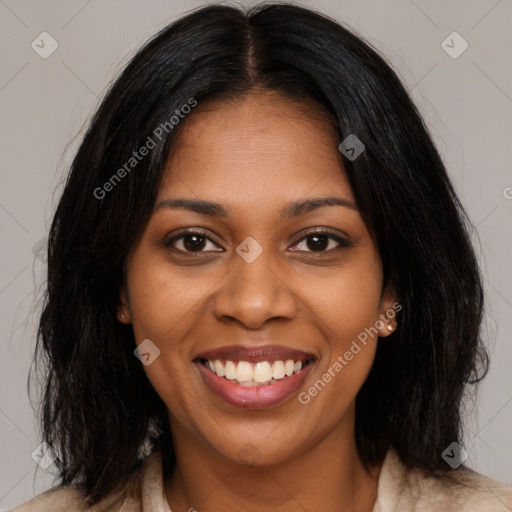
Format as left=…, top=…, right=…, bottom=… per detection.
left=159, top=91, right=353, bottom=206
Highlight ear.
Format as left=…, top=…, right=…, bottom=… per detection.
left=376, top=283, right=401, bottom=338
left=117, top=286, right=132, bottom=324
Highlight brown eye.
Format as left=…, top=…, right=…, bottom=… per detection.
left=164, top=230, right=223, bottom=253
left=305, top=234, right=330, bottom=251
left=289, top=230, right=350, bottom=253
left=182, top=233, right=207, bottom=252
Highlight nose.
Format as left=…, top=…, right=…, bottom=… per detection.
left=211, top=248, right=298, bottom=329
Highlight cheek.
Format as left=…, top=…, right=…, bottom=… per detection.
left=297, top=254, right=382, bottom=406
left=296, top=308, right=380, bottom=441
left=124, top=251, right=235, bottom=417
left=303, top=254, right=383, bottom=348
left=124, top=257, right=205, bottom=427
left=124, top=256, right=209, bottom=397
left=126, top=253, right=216, bottom=343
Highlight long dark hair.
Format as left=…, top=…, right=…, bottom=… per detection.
left=34, top=2, right=487, bottom=504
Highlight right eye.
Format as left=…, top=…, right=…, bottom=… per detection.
left=163, top=230, right=224, bottom=254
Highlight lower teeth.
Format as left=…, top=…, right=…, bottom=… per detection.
left=228, top=378, right=279, bottom=386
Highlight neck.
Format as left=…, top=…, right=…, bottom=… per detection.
left=164, top=407, right=381, bottom=512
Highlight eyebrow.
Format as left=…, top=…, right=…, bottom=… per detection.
left=155, top=196, right=358, bottom=218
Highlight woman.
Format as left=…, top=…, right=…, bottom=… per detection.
left=14, top=3, right=511, bottom=511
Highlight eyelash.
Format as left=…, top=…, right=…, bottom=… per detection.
left=163, top=228, right=351, bottom=254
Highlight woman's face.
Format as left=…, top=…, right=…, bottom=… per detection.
left=120, top=91, right=396, bottom=466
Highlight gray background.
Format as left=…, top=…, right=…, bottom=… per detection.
left=1, top=0, right=511, bottom=509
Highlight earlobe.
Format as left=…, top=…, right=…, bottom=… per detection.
left=376, top=313, right=397, bottom=338
left=117, top=288, right=132, bottom=324
left=378, top=284, right=400, bottom=337
left=116, top=308, right=131, bottom=324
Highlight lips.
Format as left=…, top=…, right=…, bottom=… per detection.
left=194, top=344, right=316, bottom=409
left=195, top=344, right=315, bottom=363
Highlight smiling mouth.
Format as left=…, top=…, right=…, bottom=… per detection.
left=197, top=358, right=316, bottom=387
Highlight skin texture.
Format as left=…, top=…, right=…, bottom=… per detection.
left=118, top=91, right=397, bottom=512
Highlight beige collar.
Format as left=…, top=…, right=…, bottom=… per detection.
left=12, top=447, right=512, bottom=511
left=139, top=448, right=512, bottom=512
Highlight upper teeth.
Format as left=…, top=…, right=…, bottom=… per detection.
left=207, top=359, right=304, bottom=384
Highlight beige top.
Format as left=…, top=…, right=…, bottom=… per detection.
left=11, top=448, right=512, bottom=511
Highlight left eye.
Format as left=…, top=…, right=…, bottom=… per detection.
left=290, top=231, right=347, bottom=252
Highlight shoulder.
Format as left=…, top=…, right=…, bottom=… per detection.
left=9, top=457, right=151, bottom=512
left=375, top=449, right=512, bottom=512
left=9, top=485, right=119, bottom=512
